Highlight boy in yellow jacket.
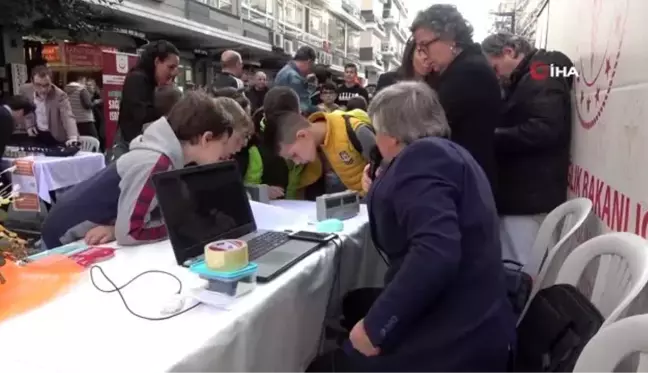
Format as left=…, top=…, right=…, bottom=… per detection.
left=269, top=110, right=375, bottom=197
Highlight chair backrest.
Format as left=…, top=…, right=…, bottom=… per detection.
left=526, top=198, right=593, bottom=290
left=574, top=314, right=648, bottom=372
left=78, top=136, right=100, bottom=152
left=555, top=232, right=648, bottom=327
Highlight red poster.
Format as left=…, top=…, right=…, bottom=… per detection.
left=102, top=51, right=139, bottom=147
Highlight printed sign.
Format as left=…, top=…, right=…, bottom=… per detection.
left=11, top=159, right=40, bottom=212
left=102, top=51, right=139, bottom=147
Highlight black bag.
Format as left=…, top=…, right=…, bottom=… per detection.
left=514, top=284, right=604, bottom=372
left=503, top=260, right=533, bottom=317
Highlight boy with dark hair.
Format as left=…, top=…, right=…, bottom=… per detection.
left=41, top=91, right=235, bottom=248
left=240, top=86, right=304, bottom=199
left=317, top=82, right=340, bottom=112
left=271, top=109, right=375, bottom=196
left=336, top=63, right=369, bottom=107
left=345, top=95, right=367, bottom=112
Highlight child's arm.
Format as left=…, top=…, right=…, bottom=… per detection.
left=114, top=155, right=172, bottom=246
left=244, top=146, right=264, bottom=185
left=355, top=125, right=377, bottom=162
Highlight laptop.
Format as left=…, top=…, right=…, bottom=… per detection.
left=152, top=161, right=322, bottom=282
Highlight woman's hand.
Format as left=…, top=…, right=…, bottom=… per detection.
left=350, top=319, right=380, bottom=356
left=268, top=186, right=285, bottom=200
left=84, top=225, right=115, bottom=246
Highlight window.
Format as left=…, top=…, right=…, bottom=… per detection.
left=248, top=0, right=268, bottom=13
left=309, top=8, right=327, bottom=39
left=347, top=29, right=360, bottom=58
left=196, top=0, right=233, bottom=14
left=329, top=16, right=346, bottom=53
left=242, top=0, right=274, bottom=28
left=372, top=0, right=384, bottom=19
left=284, top=0, right=304, bottom=30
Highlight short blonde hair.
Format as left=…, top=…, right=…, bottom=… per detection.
left=212, top=96, right=254, bottom=135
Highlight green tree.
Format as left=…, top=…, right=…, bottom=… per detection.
left=0, top=0, right=123, bottom=37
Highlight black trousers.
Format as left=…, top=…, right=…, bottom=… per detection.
left=36, top=131, right=62, bottom=146
left=77, top=121, right=98, bottom=139
left=307, top=287, right=383, bottom=372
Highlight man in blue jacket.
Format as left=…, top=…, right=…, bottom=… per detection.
left=274, top=46, right=316, bottom=113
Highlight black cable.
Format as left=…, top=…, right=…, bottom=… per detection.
left=89, top=265, right=200, bottom=321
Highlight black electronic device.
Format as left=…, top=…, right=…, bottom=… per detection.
left=369, top=145, right=383, bottom=181
left=288, top=230, right=336, bottom=243
left=151, top=161, right=322, bottom=282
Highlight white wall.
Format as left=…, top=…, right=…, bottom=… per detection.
left=546, top=0, right=648, bottom=238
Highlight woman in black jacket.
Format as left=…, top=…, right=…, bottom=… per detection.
left=411, top=4, right=502, bottom=192
left=112, top=40, right=180, bottom=157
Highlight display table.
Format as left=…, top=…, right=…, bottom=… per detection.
left=0, top=200, right=384, bottom=372
left=2, top=152, right=105, bottom=203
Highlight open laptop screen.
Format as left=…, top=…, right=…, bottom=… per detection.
left=153, top=162, right=256, bottom=266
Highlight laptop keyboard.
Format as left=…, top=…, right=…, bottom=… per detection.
left=247, top=231, right=290, bottom=260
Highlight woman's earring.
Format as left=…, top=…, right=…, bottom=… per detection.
left=450, top=45, right=457, bottom=55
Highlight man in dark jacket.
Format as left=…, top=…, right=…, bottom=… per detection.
left=212, top=50, right=244, bottom=91
left=246, top=71, right=268, bottom=113
left=482, top=32, right=573, bottom=267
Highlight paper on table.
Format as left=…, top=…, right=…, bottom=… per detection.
left=188, top=288, right=237, bottom=311
left=249, top=201, right=310, bottom=230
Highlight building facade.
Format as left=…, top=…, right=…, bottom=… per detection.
left=358, top=0, right=408, bottom=84
left=2, top=0, right=379, bottom=95
left=489, top=0, right=549, bottom=43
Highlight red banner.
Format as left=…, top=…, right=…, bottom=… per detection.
left=102, top=51, right=139, bottom=147
left=66, top=44, right=102, bottom=68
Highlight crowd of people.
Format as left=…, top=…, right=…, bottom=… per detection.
left=0, top=3, right=576, bottom=371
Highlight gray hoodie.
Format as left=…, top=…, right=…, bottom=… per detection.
left=41, top=117, right=185, bottom=248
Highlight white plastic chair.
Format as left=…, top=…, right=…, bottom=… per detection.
left=554, top=232, right=648, bottom=327
left=574, top=314, right=648, bottom=372
left=78, top=136, right=100, bottom=152
left=525, top=198, right=593, bottom=296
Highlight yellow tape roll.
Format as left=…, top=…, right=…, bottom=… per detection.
left=204, top=239, right=249, bottom=272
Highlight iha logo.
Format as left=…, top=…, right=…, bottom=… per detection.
left=530, top=61, right=579, bottom=80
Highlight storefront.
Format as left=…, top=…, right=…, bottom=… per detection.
left=39, top=43, right=112, bottom=87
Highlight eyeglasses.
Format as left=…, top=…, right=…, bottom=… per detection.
left=416, top=37, right=441, bottom=55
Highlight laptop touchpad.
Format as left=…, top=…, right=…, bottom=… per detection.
left=258, top=250, right=297, bottom=266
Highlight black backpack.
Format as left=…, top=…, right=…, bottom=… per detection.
left=514, top=284, right=604, bottom=372
left=503, top=260, right=533, bottom=318
left=342, top=114, right=374, bottom=154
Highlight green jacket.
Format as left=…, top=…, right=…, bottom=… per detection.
left=242, top=118, right=303, bottom=199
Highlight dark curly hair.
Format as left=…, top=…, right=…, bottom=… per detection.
left=134, top=40, right=180, bottom=77
left=410, top=4, right=474, bottom=49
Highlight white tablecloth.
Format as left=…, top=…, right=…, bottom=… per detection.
left=0, top=201, right=384, bottom=372
left=3, top=152, right=105, bottom=203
